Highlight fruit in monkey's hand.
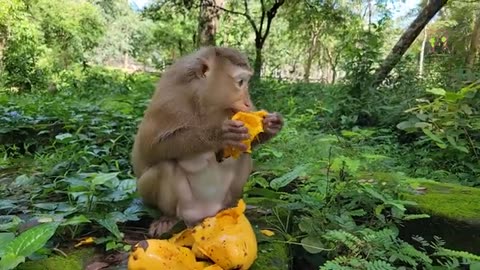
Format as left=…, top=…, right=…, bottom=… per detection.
left=128, top=199, right=258, bottom=270
left=223, top=110, right=269, bottom=159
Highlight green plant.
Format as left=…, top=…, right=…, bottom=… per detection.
left=397, top=83, right=480, bottom=185
left=0, top=222, right=59, bottom=270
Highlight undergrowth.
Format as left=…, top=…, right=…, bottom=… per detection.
left=0, top=67, right=479, bottom=269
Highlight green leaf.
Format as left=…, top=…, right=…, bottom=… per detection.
left=375, top=204, right=385, bottom=216
left=301, top=236, right=325, bottom=254
left=422, top=128, right=446, bottom=148
left=117, top=179, right=136, bottom=193
left=426, top=88, right=446, bottom=96
left=0, top=253, right=26, bottom=270
left=298, top=218, right=315, bottom=233
left=13, top=175, right=33, bottom=186
left=363, top=186, right=386, bottom=202
left=55, top=133, right=73, bottom=141
left=0, top=215, right=22, bottom=231
left=444, top=92, right=461, bottom=102
left=270, top=165, right=307, bottom=190
left=90, top=172, right=119, bottom=187
left=414, top=122, right=431, bottom=129
left=62, top=215, right=91, bottom=226
left=0, top=222, right=59, bottom=270
left=454, top=145, right=469, bottom=153
left=33, top=203, right=58, bottom=210
left=0, top=233, right=15, bottom=256
left=446, top=135, right=457, bottom=147
left=461, top=104, right=472, bottom=115
left=396, top=121, right=414, bottom=130
left=415, top=113, right=428, bottom=121
left=95, top=217, right=123, bottom=239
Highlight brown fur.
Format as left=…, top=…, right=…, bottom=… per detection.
left=131, top=46, right=274, bottom=236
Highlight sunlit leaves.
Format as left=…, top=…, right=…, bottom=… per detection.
left=0, top=222, right=59, bottom=270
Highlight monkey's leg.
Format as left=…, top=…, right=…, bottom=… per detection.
left=136, top=162, right=180, bottom=237
left=221, top=154, right=253, bottom=207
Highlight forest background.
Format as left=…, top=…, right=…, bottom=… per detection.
left=1, top=0, right=480, bottom=269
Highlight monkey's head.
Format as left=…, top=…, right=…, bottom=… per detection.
left=190, top=47, right=254, bottom=118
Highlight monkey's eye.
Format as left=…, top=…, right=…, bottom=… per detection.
left=237, top=79, right=244, bottom=87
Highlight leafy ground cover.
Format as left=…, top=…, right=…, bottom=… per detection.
left=2, top=0, right=480, bottom=269
left=1, top=68, right=479, bottom=269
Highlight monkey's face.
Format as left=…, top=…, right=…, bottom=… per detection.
left=204, top=60, right=253, bottom=118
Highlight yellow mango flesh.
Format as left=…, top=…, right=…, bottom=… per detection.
left=128, top=199, right=258, bottom=270
left=191, top=199, right=257, bottom=270
left=224, top=110, right=269, bottom=159
left=128, top=239, right=201, bottom=270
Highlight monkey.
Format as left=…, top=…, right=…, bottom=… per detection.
left=131, top=46, right=283, bottom=237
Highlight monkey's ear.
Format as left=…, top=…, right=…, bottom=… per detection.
left=197, top=57, right=211, bottom=78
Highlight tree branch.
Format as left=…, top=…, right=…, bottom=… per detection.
left=372, top=0, right=449, bottom=88
left=214, top=3, right=258, bottom=34
left=261, top=0, right=285, bottom=47
left=259, top=0, right=266, bottom=35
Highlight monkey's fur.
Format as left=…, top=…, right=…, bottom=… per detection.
left=131, top=47, right=282, bottom=236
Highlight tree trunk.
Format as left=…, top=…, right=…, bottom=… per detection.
left=123, top=52, right=129, bottom=69
left=372, top=0, right=448, bottom=87
left=419, top=26, right=428, bottom=76
left=331, top=66, right=337, bottom=84
left=219, top=0, right=285, bottom=82
left=367, top=0, right=372, bottom=32
left=253, top=46, right=262, bottom=82
left=197, top=0, right=224, bottom=47
left=324, top=47, right=337, bottom=84
left=303, top=32, right=319, bottom=82
left=466, top=8, right=480, bottom=69
left=0, top=38, right=5, bottom=64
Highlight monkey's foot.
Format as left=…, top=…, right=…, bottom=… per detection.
left=148, top=217, right=178, bottom=238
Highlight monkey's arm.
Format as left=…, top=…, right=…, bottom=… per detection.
left=150, top=125, right=220, bottom=161
left=251, top=132, right=274, bottom=147
left=137, top=108, right=221, bottom=162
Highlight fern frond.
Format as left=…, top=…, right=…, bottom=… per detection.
left=323, top=230, right=364, bottom=255
left=434, top=247, right=480, bottom=262
left=365, top=260, right=396, bottom=270
left=361, top=228, right=396, bottom=245
left=395, top=242, right=433, bottom=266
left=320, top=256, right=367, bottom=270
left=320, top=256, right=354, bottom=270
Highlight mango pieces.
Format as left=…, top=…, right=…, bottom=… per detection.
left=223, top=110, right=269, bottom=159
left=128, top=239, right=203, bottom=270
left=189, top=199, right=257, bottom=270
left=128, top=199, right=258, bottom=270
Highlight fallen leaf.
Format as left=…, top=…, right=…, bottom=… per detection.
left=260, top=230, right=275, bottom=237
left=74, top=236, right=95, bottom=247
left=85, top=261, right=109, bottom=270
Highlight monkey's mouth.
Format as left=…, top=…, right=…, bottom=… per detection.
left=228, top=106, right=251, bottom=118
left=228, top=109, right=237, bottom=118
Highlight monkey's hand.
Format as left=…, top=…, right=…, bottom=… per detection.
left=263, top=112, right=283, bottom=136
left=252, top=112, right=284, bottom=147
left=220, top=119, right=250, bottom=152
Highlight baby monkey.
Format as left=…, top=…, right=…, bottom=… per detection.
left=131, top=46, right=283, bottom=237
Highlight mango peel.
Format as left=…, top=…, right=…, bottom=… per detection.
left=224, top=110, right=269, bottom=159
left=128, top=199, right=258, bottom=270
